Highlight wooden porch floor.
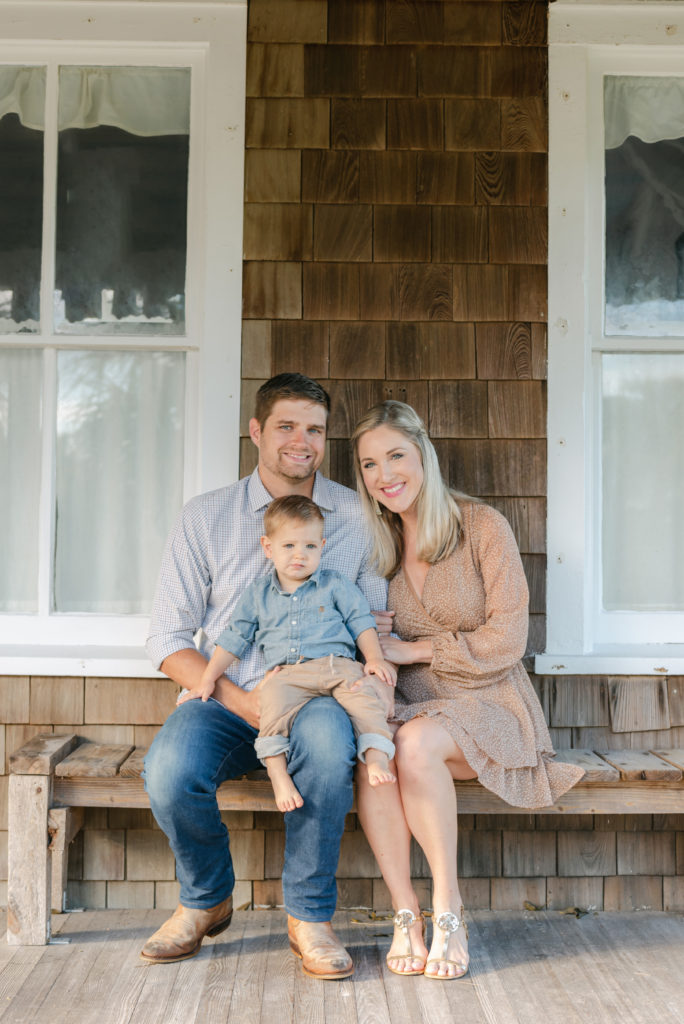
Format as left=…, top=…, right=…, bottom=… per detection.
left=1, top=908, right=683, bottom=1023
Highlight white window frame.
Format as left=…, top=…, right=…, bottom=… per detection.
left=0, top=0, right=246, bottom=676
left=537, top=0, right=684, bottom=676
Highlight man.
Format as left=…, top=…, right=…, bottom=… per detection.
left=143, top=373, right=388, bottom=979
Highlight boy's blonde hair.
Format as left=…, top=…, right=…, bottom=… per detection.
left=352, top=400, right=475, bottom=578
left=263, top=495, right=324, bottom=536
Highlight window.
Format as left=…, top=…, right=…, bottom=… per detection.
left=0, top=2, right=246, bottom=675
left=539, top=1, right=684, bottom=675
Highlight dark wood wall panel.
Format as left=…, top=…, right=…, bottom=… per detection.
left=329, top=322, right=386, bottom=379
left=359, top=152, right=417, bottom=203
left=314, top=204, right=373, bottom=261
left=387, top=99, right=444, bottom=149
left=386, top=0, right=445, bottom=44
left=245, top=150, right=302, bottom=203
left=331, top=99, right=386, bottom=149
left=386, top=323, right=476, bottom=380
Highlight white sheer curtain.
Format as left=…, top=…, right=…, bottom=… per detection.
left=54, top=350, right=185, bottom=613
left=0, top=350, right=42, bottom=612
left=0, top=65, right=189, bottom=135
left=58, top=67, right=190, bottom=136
left=0, top=66, right=45, bottom=129
left=605, top=76, right=684, bottom=149
left=602, top=354, right=684, bottom=611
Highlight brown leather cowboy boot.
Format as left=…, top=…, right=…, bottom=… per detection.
left=287, top=916, right=354, bottom=979
left=140, top=895, right=233, bottom=963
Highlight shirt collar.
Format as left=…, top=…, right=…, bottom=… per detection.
left=268, top=564, right=323, bottom=594
left=248, top=468, right=336, bottom=514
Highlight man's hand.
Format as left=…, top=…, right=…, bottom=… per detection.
left=372, top=609, right=395, bottom=636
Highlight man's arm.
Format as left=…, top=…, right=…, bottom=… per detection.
left=161, top=649, right=260, bottom=728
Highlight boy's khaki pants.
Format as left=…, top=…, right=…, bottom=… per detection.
left=255, top=655, right=395, bottom=762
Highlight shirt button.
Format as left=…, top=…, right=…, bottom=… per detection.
left=292, top=596, right=297, bottom=601
left=290, top=648, right=296, bottom=653
left=292, top=620, right=297, bottom=625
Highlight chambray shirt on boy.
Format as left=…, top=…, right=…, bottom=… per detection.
left=215, top=566, right=377, bottom=671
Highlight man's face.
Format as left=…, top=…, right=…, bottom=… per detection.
left=250, top=398, right=327, bottom=488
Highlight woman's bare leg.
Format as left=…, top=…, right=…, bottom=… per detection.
left=356, top=755, right=428, bottom=973
left=393, top=718, right=475, bottom=978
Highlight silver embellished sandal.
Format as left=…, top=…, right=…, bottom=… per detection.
left=386, top=908, right=427, bottom=977
left=425, top=908, right=469, bottom=980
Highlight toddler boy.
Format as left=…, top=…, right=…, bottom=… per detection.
left=179, top=495, right=397, bottom=811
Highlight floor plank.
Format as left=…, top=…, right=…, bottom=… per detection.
left=1, top=909, right=684, bottom=1022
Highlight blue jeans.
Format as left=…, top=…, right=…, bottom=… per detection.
left=144, top=695, right=356, bottom=921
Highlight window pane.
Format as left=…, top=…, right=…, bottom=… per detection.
left=605, top=76, right=684, bottom=337
left=602, top=353, right=684, bottom=611
left=0, top=349, right=42, bottom=611
left=54, top=350, right=185, bottom=612
left=54, top=67, right=190, bottom=336
left=0, top=67, right=45, bottom=333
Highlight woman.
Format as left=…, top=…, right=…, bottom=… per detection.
left=352, top=401, right=584, bottom=980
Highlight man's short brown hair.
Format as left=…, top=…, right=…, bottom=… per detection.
left=263, top=495, right=325, bottom=536
left=254, top=373, right=331, bottom=429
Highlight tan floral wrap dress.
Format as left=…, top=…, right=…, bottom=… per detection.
left=389, top=502, right=585, bottom=808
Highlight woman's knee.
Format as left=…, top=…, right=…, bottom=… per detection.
left=394, top=720, right=442, bottom=776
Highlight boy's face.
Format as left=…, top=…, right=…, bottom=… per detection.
left=261, top=518, right=326, bottom=586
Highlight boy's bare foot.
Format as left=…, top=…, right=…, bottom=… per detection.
left=368, top=763, right=396, bottom=786
left=272, top=775, right=304, bottom=813
left=366, top=752, right=396, bottom=787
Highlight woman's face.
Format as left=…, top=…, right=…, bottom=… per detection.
left=357, top=424, right=424, bottom=518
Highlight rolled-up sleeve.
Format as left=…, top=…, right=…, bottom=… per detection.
left=215, top=587, right=260, bottom=661
left=145, top=499, right=211, bottom=669
left=334, top=576, right=378, bottom=641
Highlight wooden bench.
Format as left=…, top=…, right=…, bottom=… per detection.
left=7, top=733, right=684, bottom=946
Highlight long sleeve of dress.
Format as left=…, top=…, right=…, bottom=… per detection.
left=429, top=505, right=529, bottom=688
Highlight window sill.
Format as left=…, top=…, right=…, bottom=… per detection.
left=535, top=646, right=684, bottom=676
left=0, top=646, right=164, bottom=678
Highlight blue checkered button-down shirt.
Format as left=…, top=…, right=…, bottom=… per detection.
left=146, top=469, right=387, bottom=690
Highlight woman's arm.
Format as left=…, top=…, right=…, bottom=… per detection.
left=427, top=507, right=529, bottom=687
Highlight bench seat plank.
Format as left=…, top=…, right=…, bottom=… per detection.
left=55, top=743, right=136, bottom=778
left=597, top=750, right=682, bottom=781
left=118, top=748, right=146, bottom=778
left=650, top=749, right=684, bottom=773
left=53, top=776, right=278, bottom=811
left=9, top=733, right=79, bottom=776
left=553, top=749, right=619, bottom=782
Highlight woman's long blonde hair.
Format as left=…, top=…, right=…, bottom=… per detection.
left=352, top=400, right=474, bottom=578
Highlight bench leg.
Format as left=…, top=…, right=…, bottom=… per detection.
left=7, top=775, right=52, bottom=945
left=48, top=807, right=84, bottom=913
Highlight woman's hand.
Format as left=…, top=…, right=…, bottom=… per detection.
left=378, top=635, right=433, bottom=665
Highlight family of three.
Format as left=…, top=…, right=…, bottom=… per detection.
left=143, top=373, right=584, bottom=981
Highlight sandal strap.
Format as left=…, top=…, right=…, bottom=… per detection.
left=393, top=908, right=418, bottom=931
left=433, top=908, right=469, bottom=967
left=434, top=911, right=462, bottom=934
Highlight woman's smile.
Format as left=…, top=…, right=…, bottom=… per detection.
left=357, top=424, right=425, bottom=517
